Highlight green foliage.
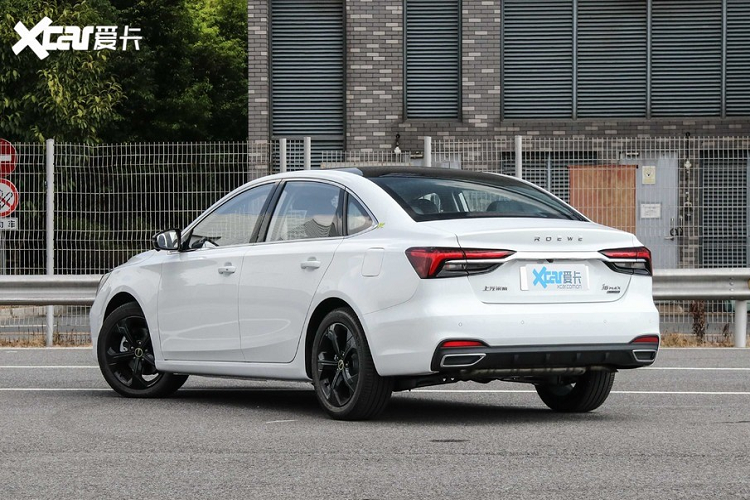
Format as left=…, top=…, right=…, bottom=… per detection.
left=104, top=0, right=248, bottom=141
left=0, top=0, right=248, bottom=143
left=0, top=0, right=123, bottom=143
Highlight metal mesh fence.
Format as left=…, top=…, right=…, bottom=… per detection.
left=321, top=149, right=414, bottom=167
left=2, top=136, right=748, bottom=344
left=1, top=143, right=47, bottom=345
left=1, top=141, right=271, bottom=345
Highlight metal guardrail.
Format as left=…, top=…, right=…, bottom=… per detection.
left=0, top=271, right=748, bottom=346
left=0, top=275, right=101, bottom=306
left=652, top=269, right=750, bottom=300
left=653, top=269, right=750, bottom=347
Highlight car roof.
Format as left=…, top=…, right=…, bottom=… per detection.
left=277, top=166, right=526, bottom=188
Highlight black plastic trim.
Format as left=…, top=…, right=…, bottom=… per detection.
left=430, top=342, right=659, bottom=372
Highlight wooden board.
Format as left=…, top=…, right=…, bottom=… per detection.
left=568, top=165, right=636, bottom=233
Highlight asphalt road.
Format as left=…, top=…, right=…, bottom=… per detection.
left=0, top=348, right=748, bottom=500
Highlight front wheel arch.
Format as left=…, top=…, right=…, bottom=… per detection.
left=104, top=292, right=139, bottom=320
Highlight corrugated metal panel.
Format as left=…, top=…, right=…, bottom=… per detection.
left=701, top=150, right=749, bottom=267
left=270, top=0, right=344, bottom=151
left=577, top=0, right=647, bottom=118
left=503, top=0, right=573, bottom=119
left=726, top=0, right=750, bottom=117
left=405, top=0, right=460, bottom=119
left=651, top=1, right=722, bottom=116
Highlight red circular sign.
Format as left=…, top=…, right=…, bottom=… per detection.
left=0, top=178, right=19, bottom=217
left=0, top=139, right=17, bottom=176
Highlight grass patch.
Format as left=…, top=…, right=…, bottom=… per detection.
left=0, top=333, right=91, bottom=348
left=660, top=333, right=743, bottom=347
left=0, top=337, right=47, bottom=347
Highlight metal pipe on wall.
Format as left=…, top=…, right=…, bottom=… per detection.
left=423, top=136, right=432, bottom=167
left=279, top=138, right=287, bottom=173
left=303, top=137, right=311, bottom=170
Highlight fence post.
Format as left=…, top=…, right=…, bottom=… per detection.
left=279, top=138, right=287, bottom=173
left=515, top=135, right=523, bottom=178
left=45, top=139, right=55, bottom=347
left=423, top=136, right=432, bottom=167
left=303, top=137, right=311, bottom=170
left=735, top=300, right=747, bottom=348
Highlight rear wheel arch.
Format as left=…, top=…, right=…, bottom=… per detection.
left=304, top=297, right=354, bottom=378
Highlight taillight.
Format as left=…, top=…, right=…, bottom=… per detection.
left=631, top=335, right=660, bottom=344
left=440, top=340, right=487, bottom=348
left=600, top=246, right=652, bottom=276
left=405, top=247, right=515, bottom=279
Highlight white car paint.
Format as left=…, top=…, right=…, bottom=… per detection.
left=90, top=168, right=660, bottom=383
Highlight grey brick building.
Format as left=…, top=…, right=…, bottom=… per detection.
left=248, top=0, right=750, bottom=152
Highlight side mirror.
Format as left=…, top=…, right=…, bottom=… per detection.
left=153, top=229, right=181, bottom=251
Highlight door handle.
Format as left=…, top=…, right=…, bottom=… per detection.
left=300, top=259, right=321, bottom=269
left=218, top=265, right=236, bottom=275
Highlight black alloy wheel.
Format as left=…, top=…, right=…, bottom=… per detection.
left=97, top=303, right=187, bottom=398
left=311, top=308, right=393, bottom=420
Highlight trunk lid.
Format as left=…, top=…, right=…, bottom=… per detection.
left=424, top=218, right=638, bottom=304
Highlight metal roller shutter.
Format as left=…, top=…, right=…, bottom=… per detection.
left=405, top=0, right=460, bottom=119
left=502, top=0, right=573, bottom=119
left=726, top=0, right=750, bottom=117
left=270, top=0, right=345, bottom=158
left=651, top=1, right=722, bottom=117
left=577, top=0, right=647, bottom=118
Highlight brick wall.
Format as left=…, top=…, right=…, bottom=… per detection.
left=247, top=1, right=269, bottom=143
left=249, top=0, right=750, bottom=150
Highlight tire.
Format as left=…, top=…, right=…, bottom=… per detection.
left=535, top=370, right=615, bottom=413
left=97, top=303, right=188, bottom=398
left=311, top=308, right=393, bottom=420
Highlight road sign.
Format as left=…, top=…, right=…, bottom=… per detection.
left=0, top=139, right=17, bottom=176
left=0, top=178, right=19, bottom=217
left=0, top=218, right=17, bottom=230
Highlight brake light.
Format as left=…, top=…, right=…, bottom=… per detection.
left=440, top=340, right=487, bottom=348
left=405, top=247, right=515, bottom=279
left=631, top=335, right=660, bottom=344
left=600, top=246, right=652, bottom=276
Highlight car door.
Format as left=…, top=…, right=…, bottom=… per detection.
left=238, top=180, right=344, bottom=362
left=158, top=183, right=275, bottom=362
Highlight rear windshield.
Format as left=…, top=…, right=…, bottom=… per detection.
left=370, top=174, right=585, bottom=222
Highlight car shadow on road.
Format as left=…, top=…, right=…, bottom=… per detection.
left=120, top=385, right=623, bottom=425
left=383, top=394, right=620, bottom=425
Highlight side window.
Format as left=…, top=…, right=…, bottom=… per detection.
left=346, top=196, right=373, bottom=235
left=267, top=182, right=342, bottom=241
left=188, top=183, right=274, bottom=249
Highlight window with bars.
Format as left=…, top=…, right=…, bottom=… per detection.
left=404, top=0, right=461, bottom=120
left=701, top=151, right=749, bottom=268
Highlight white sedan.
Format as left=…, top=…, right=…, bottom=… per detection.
left=90, top=167, right=659, bottom=420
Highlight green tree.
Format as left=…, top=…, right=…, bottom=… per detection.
left=0, top=0, right=248, bottom=143
left=0, top=0, right=123, bottom=143
left=103, top=0, right=248, bottom=142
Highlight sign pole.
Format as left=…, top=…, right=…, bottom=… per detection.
left=45, top=139, right=55, bottom=346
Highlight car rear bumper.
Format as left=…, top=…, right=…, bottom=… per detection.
left=431, top=341, right=659, bottom=372
left=362, top=275, right=659, bottom=377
